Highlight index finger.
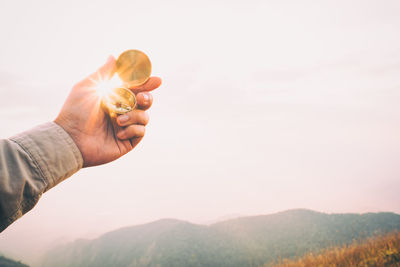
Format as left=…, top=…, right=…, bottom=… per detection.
left=129, top=77, right=162, bottom=94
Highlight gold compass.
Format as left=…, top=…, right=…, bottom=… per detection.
left=101, top=49, right=152, bottom=117
left=101, top=86, right=136, bottom=117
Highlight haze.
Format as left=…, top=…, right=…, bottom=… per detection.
left=0, top=0, right=399, bottom=264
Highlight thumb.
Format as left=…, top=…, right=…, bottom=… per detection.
left=88, top=55, right=116, bottom=83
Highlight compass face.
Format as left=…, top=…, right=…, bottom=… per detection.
left=102, top=87, right=136, bottom=116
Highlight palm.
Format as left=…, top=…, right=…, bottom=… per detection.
left=55, top=56, right=161, bottom=167
left=85, top=111, right=135, bottom=166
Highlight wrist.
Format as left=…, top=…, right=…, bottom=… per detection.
left=54, top=117, right=87, bottom=167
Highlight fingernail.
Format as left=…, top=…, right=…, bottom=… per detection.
left=142, top=93, right=149, bottom=101
left=118, top=114, right=129, bottom=124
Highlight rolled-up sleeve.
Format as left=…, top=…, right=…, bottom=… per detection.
left=0, top=122, right=83, bottom=232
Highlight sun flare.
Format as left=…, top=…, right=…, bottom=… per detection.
left=92, top=75, right=121, bottom=99
left=89, top=74, right=136, bottom=116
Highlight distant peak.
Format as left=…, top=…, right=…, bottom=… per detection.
left=149, top=218, right=190, bottom=225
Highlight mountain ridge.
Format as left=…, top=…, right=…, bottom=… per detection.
left=41, top=209, right=400, bottom=267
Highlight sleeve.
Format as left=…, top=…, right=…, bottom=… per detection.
left=0, top=122, right=83, bottom=232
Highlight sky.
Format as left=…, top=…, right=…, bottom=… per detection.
left=0, top=0, right=400, bottom=264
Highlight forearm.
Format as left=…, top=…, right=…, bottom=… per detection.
left=0, top=122, right=83, bottom=232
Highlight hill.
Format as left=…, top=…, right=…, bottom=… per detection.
left=0, top=255, right=29, bottom=267
left=41, top=209, right=400, bottom=267
left=272, top=231, right=400, bottom=267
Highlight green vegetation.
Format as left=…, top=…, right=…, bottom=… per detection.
left=272, top=231, right=400, bottom=267
left=0, top=256, right=29, bottom=267
left=41, top=209, right=400, bottom=267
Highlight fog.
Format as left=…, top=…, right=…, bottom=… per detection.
left=0, top=0, right=400, bottom=265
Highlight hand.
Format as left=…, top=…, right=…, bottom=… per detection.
left=54, top=56, right=162, bottom=167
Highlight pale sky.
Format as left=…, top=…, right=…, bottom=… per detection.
left=0, top=0, right=400, bottom=265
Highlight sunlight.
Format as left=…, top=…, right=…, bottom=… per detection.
left=92, top=75, right=121, bottom=99
left=89, top=75, right=136, bottom=117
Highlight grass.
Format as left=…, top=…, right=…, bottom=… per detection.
left=271, top=231, right=400, bottom=267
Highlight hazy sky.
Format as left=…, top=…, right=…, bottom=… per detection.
left=1, top=0, right=400, bottom=264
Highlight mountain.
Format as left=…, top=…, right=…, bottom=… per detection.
left=41, top=209, right=400, bottom=267
left=0, top=255, right=29, bottom=267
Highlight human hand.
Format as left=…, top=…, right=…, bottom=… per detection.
left=54, top=56, right=162, bottom=167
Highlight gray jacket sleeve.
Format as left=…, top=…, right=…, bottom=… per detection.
left=0, top=122, right=83, bottom=232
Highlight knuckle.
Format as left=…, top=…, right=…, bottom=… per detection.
left=127, top=125, right=145, bottom=138
left=117, top=130, right=126, bottom=139
left=132, top=110, right=149, bottom=125
left=141, top=112, right=150, bottom=125
left=138, top=125, right=146, bottom=137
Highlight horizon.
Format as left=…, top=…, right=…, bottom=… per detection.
left=1, top=0, right=400, bottom=265
left=25, top=208, right=400, bottom=242
left=62, top=208, right=400, bottom=233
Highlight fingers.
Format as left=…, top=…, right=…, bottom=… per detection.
left=129, top=76, right=162, bottom=94
left=115, top=94, right=151, bottom=141
left=115, top=108, right=149, bottom=140
left=116, top=110, right=149, bottom=126
left=136, top=92, right=153, bottom=110
left=117, top=125, right=145, bottom=140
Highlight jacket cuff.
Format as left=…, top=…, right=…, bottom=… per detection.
left=10, top=122, right=83, bottom=191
